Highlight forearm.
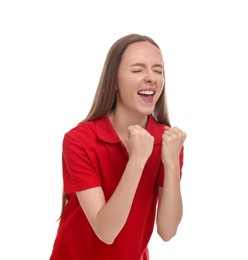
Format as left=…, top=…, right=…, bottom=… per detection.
left=156, top=164, right=183, bottom=241
left=95, top=158, right=144, bottom=244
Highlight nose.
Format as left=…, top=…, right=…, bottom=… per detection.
left=145, top=71, right=155, bottom=84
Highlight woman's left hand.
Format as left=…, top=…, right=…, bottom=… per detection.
left=162, top=126, right=186, bottom=167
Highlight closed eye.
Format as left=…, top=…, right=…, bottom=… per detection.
left=154, top=70, right=163, bottom=74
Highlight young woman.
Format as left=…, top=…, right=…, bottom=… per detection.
left=50, top=33, right=186, bottom=260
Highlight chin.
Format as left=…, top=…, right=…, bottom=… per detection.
left=138, top=108, right=154, bottom=117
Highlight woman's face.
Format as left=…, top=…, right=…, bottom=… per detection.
left=116, top=41, right=164, bottom=117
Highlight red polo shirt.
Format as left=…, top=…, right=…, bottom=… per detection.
left=50, top=115, right=183, bottom=260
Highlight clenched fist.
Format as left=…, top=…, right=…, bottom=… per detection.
left=162, top=126, right=186, bottom=167
left=126, top=125, right=154, bottom=164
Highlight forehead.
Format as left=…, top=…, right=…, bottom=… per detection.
left=121, top=41, right=163, bottom=65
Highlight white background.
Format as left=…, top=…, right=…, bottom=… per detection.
left=1, top=0, right=248, bottom=259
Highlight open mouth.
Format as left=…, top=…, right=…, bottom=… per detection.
left=137, top=90, right=155, bottom=97
left=137, top=90, right=155, bottom=103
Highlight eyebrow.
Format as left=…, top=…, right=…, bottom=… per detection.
left=130, top=63, right=164, bottom=69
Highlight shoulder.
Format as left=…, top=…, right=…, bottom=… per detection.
left=67, top=120, right=95, bottom=135
left=63, top=120, right=98, bottom=146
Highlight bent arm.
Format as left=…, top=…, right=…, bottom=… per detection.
left=156, top=163, right=183, bottom=241
left=156, top=126, right=186, bottom=241
left=76, top=158, right=144, bottom=245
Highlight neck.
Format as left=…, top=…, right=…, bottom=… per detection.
left=108, top=109, right=149, bottom=143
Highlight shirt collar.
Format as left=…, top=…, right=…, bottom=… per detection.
left=95, top=115, right=164, bottom=145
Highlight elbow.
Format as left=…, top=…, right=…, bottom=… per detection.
left=94, top=228, right=116, bottom=245
left=157, top=228, right=177, bottom=242
left=99, top=237, right=115, bottom=245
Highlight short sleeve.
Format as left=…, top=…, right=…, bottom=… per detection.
left=62, top=132, right=101, bottom=194
left=158, top=146, right=184, bottom=186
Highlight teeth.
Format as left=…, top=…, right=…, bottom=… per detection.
left=138, top=90, right=154, bottom=95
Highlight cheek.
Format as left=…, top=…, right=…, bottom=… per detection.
left=118, top=88, right=134, bottom=102
left=116, top=84, right=133, bottom=102
left=157, top=82, right=164, bottom=95
left=117, top=76, right=137, bottom=95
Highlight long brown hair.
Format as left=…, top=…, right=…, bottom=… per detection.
left=58, top=33, right=171, bottom=220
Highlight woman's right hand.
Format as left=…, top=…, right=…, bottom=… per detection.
left=126, top=125, right=154, bottom=165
